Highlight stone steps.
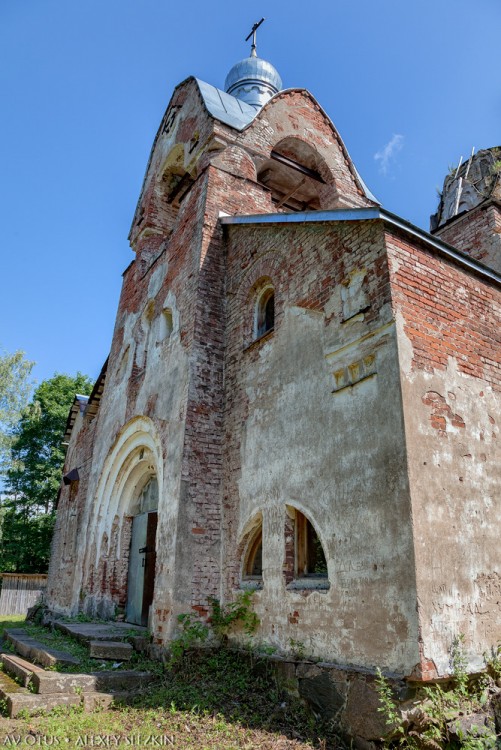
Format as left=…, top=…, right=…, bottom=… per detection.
left=1, top=678, right=127, bottom=718
left=0, top=624, right=157, bottom=717
left=1, top=653, right=46, bottom=687
left=89, top=640, right=133, bottom=661
left=4, top=629, right=80, bottom=668
left=51, top=621, right=149, bottom=661
left=0, top=656, right=155, bottom=717
left=53, top=620, right=147, bottom=645
left=1, top=651, right=155, bottom=692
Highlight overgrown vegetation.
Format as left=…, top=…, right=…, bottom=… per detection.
left=3, top=614, right=501, bottom=748
left=376, top=635, right=501, bottom=749
left=169, top=591, right=260, bottom=666
left=0, top=615, right=340, bottom=749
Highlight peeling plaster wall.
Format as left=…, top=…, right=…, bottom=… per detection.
left=387, top=230, right=501, bottom=676
left=222, top=221, right=419, bottom=672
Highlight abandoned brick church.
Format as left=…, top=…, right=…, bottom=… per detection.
left=47, top=38, right=501, bottom=684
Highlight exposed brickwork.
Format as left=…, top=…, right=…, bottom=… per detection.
left=434, top=203, right=501, bottom=275
left=225, top=89, right=376, bottom=210
left=422, top=391, right=466, bottom=435
left=386, top=229, right=501, bottom=388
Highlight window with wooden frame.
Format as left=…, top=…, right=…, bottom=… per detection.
left=243, top=526, right=263, bottom=580
left=254, top=286, right=275, bottom=339
left=295, top=511, right=328, bottom=578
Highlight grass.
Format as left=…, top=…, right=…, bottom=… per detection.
left=0, top=614, right=25, bottom=638
left=0, top=616, right=343, bottom=749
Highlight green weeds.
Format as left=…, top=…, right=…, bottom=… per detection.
left=208, top=590, right=259, bottom=640
left=376, top=636, right=499, bottom=749
left=168, top=592, right=259, bottom=666
left=0, top=648, right=338, bottom=748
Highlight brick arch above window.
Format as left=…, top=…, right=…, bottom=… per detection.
left=230, top=251, right=285, bottom=349
left=254, top=285, right=275, bottom=339
left=231, top=249, right=284, bottom=303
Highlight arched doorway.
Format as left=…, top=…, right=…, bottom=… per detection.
left=126, top=476, right=159, bottom=626
left=79, top=417, right=163, bottom=626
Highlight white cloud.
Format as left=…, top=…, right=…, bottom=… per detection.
left=374, top=134, right=404, bottom=176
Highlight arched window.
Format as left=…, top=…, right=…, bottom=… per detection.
left=295, top=510, right=327, bottom=578
left=255, top=286, right=275, bottom=339
left=243, top=526, right=263, bottom=580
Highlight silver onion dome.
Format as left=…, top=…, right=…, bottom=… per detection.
left=224, top=48, right=282, bottom=110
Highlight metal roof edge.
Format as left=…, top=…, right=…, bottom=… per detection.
left=379, top=208, right=501, bottom=285
left=220, top=207, right=381, bottom=225
left=220, top=207, right=501, bottom=285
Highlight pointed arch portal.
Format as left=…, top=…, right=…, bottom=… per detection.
left=86, top=417, right=163, bottom=627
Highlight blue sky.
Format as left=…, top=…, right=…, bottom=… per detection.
left=1, top=0, right=500, bottom=387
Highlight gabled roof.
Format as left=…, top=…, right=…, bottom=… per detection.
left=130, top=77, right=379, bottom=241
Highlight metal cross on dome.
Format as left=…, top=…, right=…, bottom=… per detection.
left=245, top=17, right=265, bottom=57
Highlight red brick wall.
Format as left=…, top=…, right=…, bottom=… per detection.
left=386, top=229, right=501, bottom=673
left=434, top=203, right=501, bottom=275
left=177, top=165, right=281, bottom=613
left=386, top=229, right=501, bottom=388
left=225, top=89, right=376, bottom=210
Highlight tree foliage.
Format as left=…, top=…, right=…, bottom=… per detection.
left=1, top=372, right=93, bottom=573
left=0, top=348, right=35, bottom=479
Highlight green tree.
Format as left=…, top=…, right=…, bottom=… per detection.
left=1, top=372, right=93, bottom=572
left=0, top=348, right=35, bottom=479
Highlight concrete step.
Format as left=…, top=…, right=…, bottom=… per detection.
left=53, top=621, right=147, bottom=645
left=0, top=673, right=129, bottom=718
left=0, top=653, right=45, bottom=687
left=4, top=629, right=79, bottom=668
left=89, top=640, right=133, bottom=660
left=33, top=669, right=155, bottom=695
left=0, top=660, right=153, bottom=716
left=1, top=651, right=155, bottom=695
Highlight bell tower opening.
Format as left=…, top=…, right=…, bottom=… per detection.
left=257, top=137, right=329, bottom=212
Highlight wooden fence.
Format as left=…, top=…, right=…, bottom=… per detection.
left=0, top=573, right=48, bottom=616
